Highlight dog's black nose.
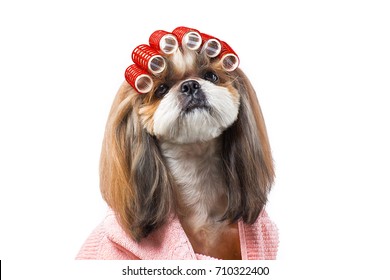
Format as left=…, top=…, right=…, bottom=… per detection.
left=181, top=80, right=200, bottom=95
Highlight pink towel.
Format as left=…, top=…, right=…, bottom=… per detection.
left=76, top=209, right=278, bottom=260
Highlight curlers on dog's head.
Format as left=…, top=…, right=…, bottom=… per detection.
left=125, top=26, right=240, bottom=94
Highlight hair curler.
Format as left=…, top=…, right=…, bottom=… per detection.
left=172, top=26, right=202, bottom=51
left=219, top=41, right=240, bottom=71
left=200, top=33, right=222, bottom=58
left=125, top=64, right=154, bottom=94
left=149, top=30, right=179, bottom=55
left=132, top=44, right=166, bottom=74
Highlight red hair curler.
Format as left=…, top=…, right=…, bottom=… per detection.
left=149, top=30, right=179, bottom=55
left=200, top=33, right=222, bottom=58
left=219, top=41, right=240, bottom=71
left=132, top=44, right=166, bottom=75
left=172, top=26, right=202, bottom=51
left=125, top=64, right=154, bottom=94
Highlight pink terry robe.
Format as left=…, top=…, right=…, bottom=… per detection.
left=76, top=209, right=278, bottom=260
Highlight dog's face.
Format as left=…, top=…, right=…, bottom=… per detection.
left=138, top=51, right=240, bottom=144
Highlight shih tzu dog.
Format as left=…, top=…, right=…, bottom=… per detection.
left=77, top=27, right=278, bottom=260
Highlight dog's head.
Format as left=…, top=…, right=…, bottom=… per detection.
left=141, top=49, right=240, bottom=144
left=100, top=27, right=274, bottom=241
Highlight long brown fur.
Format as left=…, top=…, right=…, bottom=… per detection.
left=99, top=83, right=176, bottom=241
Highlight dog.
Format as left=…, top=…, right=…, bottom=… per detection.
left=77, top=27, right=278, bottom=260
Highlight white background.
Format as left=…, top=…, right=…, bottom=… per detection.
left=1, top=0, right=389, bottom=279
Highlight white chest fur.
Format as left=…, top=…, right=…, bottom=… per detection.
left=160, top=139, right=228, bottom=233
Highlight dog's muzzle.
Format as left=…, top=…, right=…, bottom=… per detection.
left=180, top=80, right=209, bottom=112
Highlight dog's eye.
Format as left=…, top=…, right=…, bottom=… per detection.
left=204, top=71, right=219, bottom=83
left=155, top=84, right=169, bottom=98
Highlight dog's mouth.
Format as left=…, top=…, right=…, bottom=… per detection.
left=182, top=98, right=210, bottom=113
left=180, top=88, right=210, bottom=113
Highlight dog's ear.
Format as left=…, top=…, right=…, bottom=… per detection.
left=99, top=82, right=174, bottom=241
left=221, top=69, right=275, bottom=224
